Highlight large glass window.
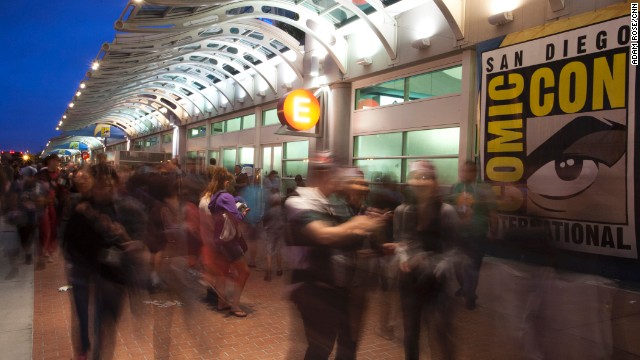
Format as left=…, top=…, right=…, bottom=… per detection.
left=239, top=147, right=254, bottom=165
left=242, top=114, right=256, bottom=129
left=262, top=108, right=280, bottom=126
left=144, top=137, right=158, bottom=148
left=353, top=127, right=460, bottom=184
left=284, top=140, right=309, bottom=159
left=211, top=122, right=224, bottom=134
left=222, top=148, right=237, bottom=172
left=405, top=128, right=460, bottom=157
left=262, top=145, right=283, bottom=181
left=209, top=150, right=219, bottom=166
left=226, top=117, right=242, bottom=132
left=407, top=66, right=462, bottom=100
left=282, top=140, right=309, bottom=179
left=354, top=132, right=403, bottom=157
left=211, top=114, right=256, bottom=134
left=355, top=65, right=462, bottom=110
left=162, top=133, right=172, bottom=143
left=188, top=126, right=207, bottom=138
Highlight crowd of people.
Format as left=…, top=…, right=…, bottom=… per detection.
left=1, top=150, right=501, bottom=360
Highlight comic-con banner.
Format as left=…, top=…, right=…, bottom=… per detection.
left=480, top=16, right=637, bottom=258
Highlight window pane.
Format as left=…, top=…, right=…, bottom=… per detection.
left=186, top=151, right=198, bottom=160
left=239, top=147, right=254, bottom=165
left=211, top=122, right=224, bottom=134
left=405, top=128, right=460, bottom=157
left=226, top=117, right=241, bottom=132
left=355, top=78, right=405, bottom=110
left=354, top=159, right=402, bottom=183
left=188, top=126, right=206, bottom=138
left=407, top=65, right=462, bottom=100
left=263, top=108, right=280, bottom=126
left=242, top=114, right=256, bottom=129
left=354, top=132, right=402, bottom=158
left=283, top=160, right=308, bottom=178
left=273, top=146, right=282, bottom=175
left=404, top=158, right=459, bottom=185
left=162, top=134, right=172, bottom=143
left=209, top=151, right=218, bottom=164
left=263, top=147, right=272, bottom=173
left=222, top=148, right=237, bottom=172
left=284, top=141, right=308, bottom=159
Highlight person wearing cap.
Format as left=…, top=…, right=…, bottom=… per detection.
left=35, top=154, right=68, bottom=265
left=391, top=160, right=460, bottom=360
left=284, top=152, right=388, bottom=359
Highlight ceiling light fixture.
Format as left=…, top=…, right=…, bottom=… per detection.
left=356, top=57, right=372, bottom=66
left=488, top=11, right=514, bottom=26
left=411, top=38, right=431, bottom=49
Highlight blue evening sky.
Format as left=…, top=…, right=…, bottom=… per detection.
left=0, top=0, right=126, bottom=154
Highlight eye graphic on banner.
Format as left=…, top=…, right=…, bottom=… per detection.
left=479, top=16, right=636, bottom=259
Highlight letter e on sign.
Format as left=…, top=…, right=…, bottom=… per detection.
left=277, top=89, right=320, bottom=131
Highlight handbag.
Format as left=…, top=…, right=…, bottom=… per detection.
left=211, top=191, right=243, bottom=243
left=219, top=213, right=238, bottom=242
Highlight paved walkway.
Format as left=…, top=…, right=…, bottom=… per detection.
left=2, top=223, right=640, bottom=359
left=0, top=216, right=34, bottom=360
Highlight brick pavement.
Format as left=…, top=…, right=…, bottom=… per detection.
left=32, top=253, right=640, bottom=360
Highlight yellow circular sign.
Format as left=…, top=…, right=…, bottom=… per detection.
left=277, top=89, right=320, bottom=131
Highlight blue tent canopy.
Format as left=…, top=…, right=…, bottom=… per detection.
left=52, top=142, right=89, bottom=151
left=61, top=124, right=127, bottom=139
left=46, top=149, right=81, bottom=156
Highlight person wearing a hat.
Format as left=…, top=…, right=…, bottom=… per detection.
left=391, top=160, right=461, bottom=360
left=35, top=154, right=68, bottom=266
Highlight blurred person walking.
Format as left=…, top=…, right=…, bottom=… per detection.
left=262, top=192, right=284, bottom=281
left=448, top=160, right=497, bottom=309
left=35, top=154, right=68, bottom=266
left=392, top=160, right=460, bottom=360
left=284, top=153, right=387, bottom=359
left=63, top=167, right=147, bottom=360
left=208, top=167, right=251, bottom=317
left=237, top=169, right=264, bottom=269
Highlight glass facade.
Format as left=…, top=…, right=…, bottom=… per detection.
left=262, top=108, right=280, bottom=126
left=283, top=140, right=309, bottom=178
left=211, top=113, right=256, bottom=135
left=222, top=148, right=237, bottom=172
left=355, top=65, right=462, bottom=110
left=353, top=127, right=460, bottom=184
left=239, top=147, right=254, bottom=165
left=144, top=137, right=158, bottom=148
left=188, top=126, right=207, bottom=138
